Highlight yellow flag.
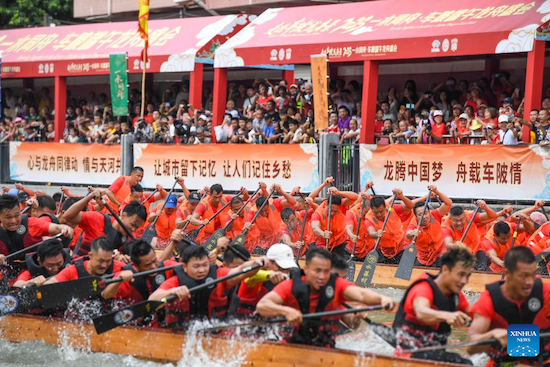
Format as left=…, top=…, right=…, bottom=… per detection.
left=138, top=0, right=149, bottom=45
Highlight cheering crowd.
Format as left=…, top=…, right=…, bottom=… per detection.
left=2, top=71, right=550, bottom=146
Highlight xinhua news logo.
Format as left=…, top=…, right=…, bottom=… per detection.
left=507, top=324, right=540, bottom=357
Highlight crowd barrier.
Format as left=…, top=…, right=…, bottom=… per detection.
left=4, top=137, right=550, bottom=201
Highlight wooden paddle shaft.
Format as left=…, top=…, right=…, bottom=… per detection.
left=296, top=201, right=310, bottom=262
left=5, top=233, right=63, bottom=261
left=410, top=190, right=432, bottom=246
left=100, top=198, right=136, bottom=240
left=243, top=189, right=276, bottom=235
left=224, top=188, right=261, bottom=229
left=140, top=189, right=158, bottom=204
left=372, top=196, right=397, bottom=252
left=460, top=206, right=481, bottom=243
left=151, top=178, right=180, bottom=227
left=326, top=193, right=333, bottom=250
left=350, top=198, right=367, bottom=257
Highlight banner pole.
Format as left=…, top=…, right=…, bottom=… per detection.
left=140, top=43, right=147, bottom=118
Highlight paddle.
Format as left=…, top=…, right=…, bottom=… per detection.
left=296, top=199, right=310, bottom=263
left=501, top=216, right=522, bottom=279
left=140, top=189, right=158, bottom=205
left=188, top=193, right=242, bottom=242
left=3, top=233, right=63, bottom=262
left=37, top=264, right=181, bottom=310
left=55, top=191, right=65, bottom=216
left=401, top=331, right=550, bottom=354
left=202, top=304, right=385, bottom=333
left=92, top=262, right=263, bottom=334
left=541, top=205, right=549, bottom=222
left=460, top=206, right=481, bottom=242
left=141, top=177, right=179, bottom=244
left=202, top=188, right=261, bottom=252
left=355, top=195, right=397, bottom=287
left=395, top=189, right=432, bottom=281
left=100, top=198, right=136, bottom=241
left=325, top=193, right=333, bottom=250
left=230, top=188, right=276, bottom=248
left=346, top=198, right=367, bottom=281
left=341, top=302, right=396, bottom=346
left=21, top=206, right=31, bottom=215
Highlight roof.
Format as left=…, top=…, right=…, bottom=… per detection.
left=215, top=0, right=549, bottom=68
left=0, top=14, right=252, bottom=78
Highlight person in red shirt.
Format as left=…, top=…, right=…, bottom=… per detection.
left=106, top=239, right=181, bottom=304
left=63, top=190, right=147, bottom=258
left=467, top=247, right=550, bottom=366
left=105, top=166, right=144, bottom=213
left=148, top=246, right=265, bottom=327
left=393, top=243, right=474, bottom=364
left=0, top=194, right=73, bottom=265
left=364, top=189, right=410, bottom=264
left=45, top=237, right=125, bottom=287
left=442, top=201, right=497, bottom=270
left=431, top=110, right=448, bottom=144
left=13, top=238, right=71, bottom=288
left=256, top=248, right=395, bottom=348
left=148, top=195, right=178, bottom=249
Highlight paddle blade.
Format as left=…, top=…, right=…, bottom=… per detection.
left=355, top=250, right=379, bottom=287
left=230, top=234, right=246, bottom=247
left=39, top=276, right=104, bottom=310
left=187, top=229, right=200, bottom=241
left=202, top=229, right=225, bottom=252
left=394, top=244, right=417, bottom=280
left=140, top=225, right=157, bottom=244
left=93, top=299, right=163, bottom=334
left=345, top=257, right=356, bottom=282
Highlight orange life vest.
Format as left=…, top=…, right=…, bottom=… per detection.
left=249, top=201, right=283, bottom=250
left=280, top=211, right=315, bottom=257
left=153, top=203, right=177, bottom=239
left=442, top=211, right=480, bottom=253
left=196, top=196, right=231, bottom=242
left=314, top=201, right=347, bottom=251
left=408, top=215, right=444, bottom=266
left=345, top=204, right=374, bottom=258
left=365, top=207, right=405, bottom=258
left=527, top=222, right=550, bottom=255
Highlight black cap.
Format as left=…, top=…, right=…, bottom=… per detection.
left=502, top=97, right=514, bottom=104
left=17, top=191, right=29, bottom=203
left=188, top=192, right=201, bottom=203
left=264, top=113, right=273, bottom=120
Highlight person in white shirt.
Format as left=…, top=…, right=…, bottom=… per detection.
left=497, top=115, right=518, bottom=145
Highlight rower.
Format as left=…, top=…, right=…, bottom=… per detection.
left=104, top=239, right=181, bottom=302
left=310, top=195, right=348, bottom=257
left=467, top=247, right=550, bottom=365
left=0, top=194, right=74, bottom=265
left=442, top=201, right=497, bottom=270
left=175, top=191, right=201, bottom=230
left=222, top=244, right=250, bottom=268
left=344, top=191, right=373, bottom=261
left=280, top=207, right=314, bottom=258
left=104, top=166, right=144, bottom=214
left=364, top=189, right=411, bottom=264
left=247, top=183, right=296, bottom=254
left=393, top=243, right=474, bottom=364
left=13, top=238, right=71, bottom=288
left=256, top=248, right=395, bottom=348
left=228, top=243, right=295, bottom=320
left=44, top=237, right=125, bottom=290
left=148, top=246, right=265, bottom=327
left=223, top=196, right=253, bottom=241
left=63, top=190, right=146, bottom=258
left=405, top=185, right=452, bottom=267
left=148, top=195, right=178, bottom=249
left=482, top=221, right=521, bottom=273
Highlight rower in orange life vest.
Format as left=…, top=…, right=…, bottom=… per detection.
left=63, top=190, right=146, bottom=259
left=482, top=219, right=527, bottom=273
left=190, top=184, right=248, bottom=243
left=106, top=239, right=180, bottom=304
left=256, top=248, right=395, bottom=348
left=13, top=238, right=71, bottom=288
left=120, top=183, right=167, bottom=238
left=222, top=196, right=254, bottom=241
left=405, top=185, right=453, bottom=267
left=175, top=191, right=202, bottom=231
left=365, top=189, right=413, bottom=264
left=44, top=237, right=125, bottom=288
left=147, top=195, right=178, bottom=249
left=148, top=246, right=266, bottom=327
left=246, top=183, right=296, bottom=254
left=393, top=243, right=474, bottom=365
left=0, top=194, right=74, bottom=266
left=280, top=207, right=315, bottom=258
left=467, top=247, right=550, bottom=366
left=345, top=190, right=373, bottom=261
left=442, top=200, right=497, bottom=270
left=104, top=166, right=144, bottom=214
left=229, top=243, right=296, bottom=320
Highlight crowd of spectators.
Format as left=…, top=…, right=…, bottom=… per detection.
left=2, top=71, right=550, bottom=146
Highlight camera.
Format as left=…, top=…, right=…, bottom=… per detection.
left=174, top=119, right=189, bottom=137
left=382, top=128, right=392, bottom=135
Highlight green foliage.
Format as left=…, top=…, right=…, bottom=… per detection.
left=0, top=0, right=73, bottom=29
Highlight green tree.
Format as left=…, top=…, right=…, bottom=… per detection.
left=0, top=0, right=74, bottom=29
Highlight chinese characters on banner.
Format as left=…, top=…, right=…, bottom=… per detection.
left=134, top=143, right=318, bottom=191
left=109, top=53, right=128, bottom=117
left=9, top=142, right=121, bottom=185
left=360, top=145, right=550, bottom=200
left=311, top=55, right=328, bottom=130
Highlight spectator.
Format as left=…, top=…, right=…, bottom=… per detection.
left=262, top=114, right=276, bottom=141
left=328, top=112, right=340, bottom=134
left=498, top=115, right=518, bottom=145
left=380, top=102, right=396, bottom=123
left=482, top=125, right=501, bottom=144
left=225, top=100, right=239, bottom=118
left=341, top=118, right=361, bottom=144
left=257, top=83, right=273, bottom=110
left=243, top=86, right=257, bottom=113
left=337, top=106, right=351, bottom=133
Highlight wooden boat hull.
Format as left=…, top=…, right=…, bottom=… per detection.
left=0, top=314, right=461, bottom=366
left=296, top=260, right=550, bottom=293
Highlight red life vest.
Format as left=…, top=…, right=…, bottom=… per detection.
left=528, top=222, right=550, bottom=255
left=227, top=280, right=274, bottom=319
left=73, top=214, right=123, bottom=258
left=164, top=264, right=228, bottom=327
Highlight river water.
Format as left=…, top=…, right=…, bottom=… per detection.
left=0, top=287, right=487, bottom=367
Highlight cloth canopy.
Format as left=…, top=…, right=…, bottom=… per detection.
left=215, top=0, right=549, bottom=67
